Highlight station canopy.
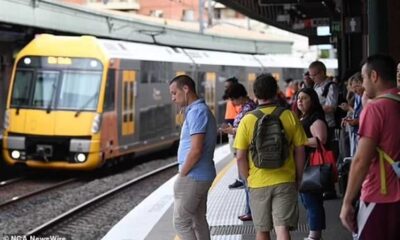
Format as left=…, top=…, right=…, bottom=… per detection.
left=215, top=0, right=340, bottom=38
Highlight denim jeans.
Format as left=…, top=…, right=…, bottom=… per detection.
left=300, top=192, right=326, bottom=231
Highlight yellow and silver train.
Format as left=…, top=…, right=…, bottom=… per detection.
left=2, top=34, right=337, bottom=170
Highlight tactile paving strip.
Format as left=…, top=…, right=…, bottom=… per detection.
left=207, top=161, right=309, bottom=239
left=210, top=223, right=309, bottom=235
left=207, top=161, right=246, bottom=227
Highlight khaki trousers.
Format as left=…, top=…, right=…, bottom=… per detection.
left=173, top=175, right=213, bottom=240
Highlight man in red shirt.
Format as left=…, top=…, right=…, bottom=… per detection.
left=340, top=54, right=400, bottom=240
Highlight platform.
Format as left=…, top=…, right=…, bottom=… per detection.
left=102, top=144, right=352, bottom=240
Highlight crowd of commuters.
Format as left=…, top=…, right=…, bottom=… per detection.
left=168, top=53, right=400, bottom=240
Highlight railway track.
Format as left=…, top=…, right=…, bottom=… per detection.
left=25, top=162, right=178, bottom=238
left=0, top=176, right=26, bottom=187
left=0, top=178, right=78, bottom=208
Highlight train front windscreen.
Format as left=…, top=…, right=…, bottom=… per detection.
left=10, top=56, right=103, bottom=112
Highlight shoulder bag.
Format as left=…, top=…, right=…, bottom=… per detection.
left=299, top=138, right=335, bottom=193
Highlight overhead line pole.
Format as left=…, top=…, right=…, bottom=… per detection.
left=199, top=0, right=205, bottom=34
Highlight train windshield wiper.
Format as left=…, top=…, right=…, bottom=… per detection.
left=46, top=83, right=57, bottom=114
left=15, top=99, right=25, bottom=115
left=75, top=93, right=98, bottom=117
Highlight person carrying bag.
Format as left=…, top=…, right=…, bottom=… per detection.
left=300, top=137, right=337, bottom=193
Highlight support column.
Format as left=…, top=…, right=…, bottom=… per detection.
left=368, top=0, right=388, bottom=54
left=338, top=0, right=363, bottom=80
left=387, top=0, right=400, bottom=61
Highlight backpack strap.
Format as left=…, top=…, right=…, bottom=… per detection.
left=322, top=81, right=335, bottom=98
left=271, top=106, right=286, bottom=118
left=373, top=93, right=399, bottom=195
left=376, top=93, right=400, bottom=103
left=251, top=109, right=265, bottom=120
left=251, top=106, right=286, bottom=119
left=377, top=147, right=396, bottom=195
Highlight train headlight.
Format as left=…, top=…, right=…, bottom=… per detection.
left=74, top=153, right=87, bottom=163
left=90, top=60, right=98, bottom=68
left=11, top=150, right=21, bottom=159
left=91, top=114, right=101, bottom=133
left=23, top=57, right=31, bottom=65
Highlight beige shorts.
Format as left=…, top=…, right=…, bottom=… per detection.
left=249, top=182, right=299, bottom=232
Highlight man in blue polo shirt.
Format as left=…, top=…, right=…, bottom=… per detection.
left=169, top=74, right=217, bottom=240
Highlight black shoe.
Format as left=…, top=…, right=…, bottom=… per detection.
left=238, top=214, right=252, bottom=221
left=228, top=179, right=244, bottom=189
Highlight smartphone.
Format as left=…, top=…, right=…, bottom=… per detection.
left=220, top=123, right=230, bottom=129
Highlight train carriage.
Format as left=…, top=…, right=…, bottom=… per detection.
left=255, top=54, right=309, bottom=87
left=2, top=34, right=336, bottom=171
left=183, top=48, right=263, bottom=124
left=2, top=34, right=193, bottom=170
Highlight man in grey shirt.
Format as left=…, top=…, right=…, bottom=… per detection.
left=309, top=61, right=339, bottom=129
left=309, top=60, right=339, bottom=199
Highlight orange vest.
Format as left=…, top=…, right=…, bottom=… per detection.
left=225, top=100, right=241, bottom=120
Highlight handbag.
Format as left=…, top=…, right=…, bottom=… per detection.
left=299, top=164, right=332, bottom=193
left=299, top=138, right=335, bottom=193
left=310, top=138, right=338, bottom=182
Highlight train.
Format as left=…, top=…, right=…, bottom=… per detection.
left=2, top=34, right=336, bottom=170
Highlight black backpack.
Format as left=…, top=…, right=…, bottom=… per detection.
left=322, top=81, right=347, bottom=127
left=249, top=107, right=289, bottom=169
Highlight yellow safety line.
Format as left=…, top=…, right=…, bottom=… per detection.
left=210, top=158, right=236, bottom=190
left=173, top=158, right=237, bottom=240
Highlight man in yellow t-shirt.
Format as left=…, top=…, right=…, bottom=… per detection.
left=234, top=74, right=307, bottom=240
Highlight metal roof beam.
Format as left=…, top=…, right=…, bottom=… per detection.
left=217, top=0, right=339, bottom=36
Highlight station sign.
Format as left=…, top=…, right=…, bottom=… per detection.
left=330, top=21, right=341, bottom=35
left=292, top=18, right=330, bottom=30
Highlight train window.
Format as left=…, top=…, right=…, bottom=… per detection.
left=57, top=71, right=102, bottom=110
left=11, top=70, right=34, bottom=107
left=33, top=71, right=59, bottom=108
left=103, top=69, right=115, bottom=111
left=140, top=71, right=148, bottom=83
left=140, top=61, right=167, bottom=83
left=150, top=71, right=159, bottom=83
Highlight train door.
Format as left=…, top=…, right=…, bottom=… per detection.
left=205, top=72, right=216, bottom=116
left=195, top=66, right=219, bottom=118
left=100, top=67, right=117, bottom=159
left=269, top=68, right=284, bottom=90
left=247, top=72, right=257, bottom=100
left=172, top=62, right=194, bottom=129
left=122, top=70, right=136, bottom=136
left=117, top=69, right=137, bottom=152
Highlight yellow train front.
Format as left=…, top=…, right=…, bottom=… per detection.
left=2, top=34, right=185, bottom=170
